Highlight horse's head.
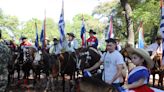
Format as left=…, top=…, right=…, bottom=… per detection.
left=77, top=47, right=101, bottom=70
left=33, top=50, right=43, bottom=65
left=22, top=47, right=36, bottom=63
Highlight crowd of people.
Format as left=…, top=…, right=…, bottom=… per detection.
left=0, top=28, right=163, bottom=92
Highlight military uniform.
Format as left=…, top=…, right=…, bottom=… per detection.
left=0, top=39, right=11, bottom=92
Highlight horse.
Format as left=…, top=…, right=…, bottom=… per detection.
left=76, top=77, right=118, bottom=92
left=57, top=51, right=78, bottom=92
left=7, top=49, right=19, bottom=84
left=21, top=47, right=37, bottom=81
left=77, top=47, right=101, bottom=77
left=15, top=46, right=37, bottom=82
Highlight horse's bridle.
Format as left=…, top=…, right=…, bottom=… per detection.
left=78, top=51, right=91, bottom=69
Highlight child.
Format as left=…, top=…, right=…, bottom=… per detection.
left=122, top=47, right=154, bottom=92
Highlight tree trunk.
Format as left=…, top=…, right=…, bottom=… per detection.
left=120, top=0, right=134, bottom=46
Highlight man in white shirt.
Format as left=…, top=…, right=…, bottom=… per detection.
left=145, top=35, right=162, bottom=59
left=65, top=32, right=79, bottom=53
left=86, top=38, right=124, bottom=91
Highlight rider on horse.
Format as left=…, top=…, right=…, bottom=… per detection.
left=65, top=32, right=79, bottom=53
left=87, top=29, right=98, bottom=49
left=145, top=35, right=162, bottom=60
left=49, top=37, right=62, bottom=56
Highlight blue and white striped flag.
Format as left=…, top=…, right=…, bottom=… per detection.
left=40, top=22, right=45, bottom=48
left=58, top=0, right=65, bottom=47
left=160, top=1, right=164, bottom=65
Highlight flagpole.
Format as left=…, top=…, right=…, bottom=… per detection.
left=43, top=9, right=46, bottom=50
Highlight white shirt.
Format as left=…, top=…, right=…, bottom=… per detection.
left=49, top=44, right=62, bottom=55
left=146, top=42, right=162, bottom=54
left=65, top=39, right=78, bottom=52
left=100, top=50, right=124, bottom=83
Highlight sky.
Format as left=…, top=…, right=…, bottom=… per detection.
left=0, top=0, right=112, bottom=22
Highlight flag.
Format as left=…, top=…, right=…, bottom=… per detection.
left=80, top=15, right=86, bottom=47
left=160, top=0, right=164, bottom=65
left=40, top=12, right=46, bottom=49
left=108, top=16, right=114, bottom=39
left=35, top=22, right=39, bottom=50
left=58, top=0, right=65, bottom=46
left=138, top=21, right=144, bottom=48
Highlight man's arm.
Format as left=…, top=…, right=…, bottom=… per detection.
left=87, top=61, right=103, bottom=72
left=109, top=64, right=123, bottom=84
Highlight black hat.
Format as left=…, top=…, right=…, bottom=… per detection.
left=53, top=37, right=58, bottom=41
left=89, top=29, right=96, bottom=34
left=21, top=36, right=27, bottom=40
left=156, top=35, right=162, bottom=40
left=67, top=32, right=75, bottom=37
left=105, top=38, right=116, bottom=44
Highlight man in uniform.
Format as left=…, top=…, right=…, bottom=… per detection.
left=0, top=29, right=12, bottom=92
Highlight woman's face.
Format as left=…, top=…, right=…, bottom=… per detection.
left=131, top=54, right=144, bottom=66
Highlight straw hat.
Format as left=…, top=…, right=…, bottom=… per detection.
left=155, top=35, right=162, bottom=40
left=126, top=47, right=154, bottom=69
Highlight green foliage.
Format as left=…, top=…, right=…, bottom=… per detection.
left=1, top=0, right=161, bottom=46
left=93, top=0, right=161, bottom=44
left=72, top=14, right=106, bottom=44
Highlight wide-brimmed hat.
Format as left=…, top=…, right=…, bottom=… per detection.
left=53, top=37, right=58, bottom=41
left=126, top=47, right=154, bottom=69
left=21, top=36, right=27, bottom=40
left=89, top=29, right=96, bottom=34
left=67, top=32, right=75, bottom=37
left=155, top=35, right=162, bottom=40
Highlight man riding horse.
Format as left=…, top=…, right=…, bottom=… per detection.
left=145, top=35, right=163, bottom=87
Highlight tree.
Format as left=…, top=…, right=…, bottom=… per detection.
left=120, top=0, right=134, bottom=46
left=92, top=0, right=161, bottom=46
left=72, top=14, right=106, bottom=44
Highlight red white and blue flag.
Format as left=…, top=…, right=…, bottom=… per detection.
left=138, top=21, right=144, bottom=48
left=108, top=16, right=114, bottom=39
left=80, top=15, right=86, bottom=47
left=40, top=10, right=46, bottom=49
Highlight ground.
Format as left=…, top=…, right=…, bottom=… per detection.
left=6, top=73, right=164, bottom=92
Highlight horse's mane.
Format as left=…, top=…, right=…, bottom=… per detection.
left=79, top=77, right=117, bottom=92
left=80, top=77, right=110, bottom=88
left=89, top=47, right=100, bottom=55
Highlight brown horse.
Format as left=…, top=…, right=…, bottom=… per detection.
left=77, top=77, right=118, bottom=92
left=77, top=47, right=101, bottom=71
left=57, top=52, right=77, bottom=92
